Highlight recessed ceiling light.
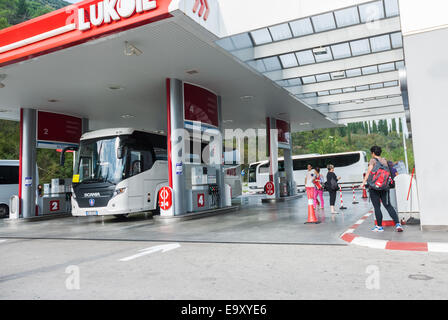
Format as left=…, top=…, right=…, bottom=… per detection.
left=240, top=96, right=253, bottom=102
left=48, top=99, right=59, bottom=103
left=121, top=114, right=135, bottom=119
left=108, top=85, right=125, bottom=91
left=299, top=122, right=310, bottom=126
left=186, top=70, right=199, bottom=75
left=223, top=120, right=233, bottom=123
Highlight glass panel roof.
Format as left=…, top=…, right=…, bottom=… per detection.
left=362, top=65, right=379, bottom=75
left=378, top=62, right=395, bottom=72
left=331, top=71, right=346, bottom=80
left=288, top=78, right=302, bottom=86
left=334, top=7, right=360, bottom=28
left=279, top=53, right=298, bottom=68
left=215, top=1, right=405, bottom=113
left=346, top=68, right=362, bottom=77
left=330, top=89, right=343, bottom=95
left=262, top=56, right=282, bottom=71
left=250, top=28, right=272, bottom=46
left=356, top=85, right=370, bottom=91
left=269, top=23, right=293, bottom=42
left=314, top=47, right=333, bottom=62
left=247, top=60, right=266, bottom=73
left=331, top=43, right=352, bottom=59
left=359, top=1, right=385, bottom=23
left=230, top=33, right=253, bottom=50
left=370, top=83, right=384, bottom=89
left=384, top=80, right=399, bottom=87
left=350, top=39, right=371, bottom=56
left=396, top=61, right=405, bottom=69
left=316, top=73, right=331, bottom=82
left=311, top=12, right=337, bottom=33
left=296, top=50, right=315, bottom=65
left=370, top=35, right=392, bottom=52
left=216, top=38, right=235, bottom=51
left=390, top=32, right=403, bottom=48
left=384, top=0, right=400, bottom=17
left=302, top=75, right=317, bottom=84
left=289, top=18, right=314, bottom=37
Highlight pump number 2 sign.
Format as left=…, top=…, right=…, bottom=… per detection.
left=197, top=193, right=205, bottom=208
left=49, top=200, right=60, bottom=212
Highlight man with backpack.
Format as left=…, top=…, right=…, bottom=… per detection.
left=361, top=146, right=404, bottom=233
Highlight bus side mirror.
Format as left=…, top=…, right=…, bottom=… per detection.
left=60, top=146, right=78, bottom=166
left=117, top=145, right=126, bottom=160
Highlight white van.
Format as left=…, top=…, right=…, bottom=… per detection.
left=0, top=160, right=19, bottom=218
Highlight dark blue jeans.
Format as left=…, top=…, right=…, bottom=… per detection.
left=369, top=189, right=400, bottom=226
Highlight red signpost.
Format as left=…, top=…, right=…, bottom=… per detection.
left=265, top=181, right=275, bottom=196
left=158, top=187, right=172, bottom=211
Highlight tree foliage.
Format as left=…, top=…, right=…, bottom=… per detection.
left=0, top=0, right=69, bottom=29
left=0, top=120, right=74, bottom=184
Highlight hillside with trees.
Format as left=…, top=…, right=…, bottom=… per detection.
left=0, top=0, right=69, bottom=29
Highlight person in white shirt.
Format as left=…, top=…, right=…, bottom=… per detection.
left=304, top=164, right=317, bottom=201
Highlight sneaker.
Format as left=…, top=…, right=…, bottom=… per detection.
left=372, top=226, right=384, bottom=232
left=396, top=224, right=404, bottom=232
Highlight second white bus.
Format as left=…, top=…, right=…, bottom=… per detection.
left=248, top=151, right=368, bottom=192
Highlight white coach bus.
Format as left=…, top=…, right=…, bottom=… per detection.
left=248, top=151, right=368, bottom=192
left=0, top=160, right=19, bottom=218
left=68, top=128, right=241, bottom=217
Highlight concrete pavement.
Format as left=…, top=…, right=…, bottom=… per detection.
left=1, top=238, right=447, bottom=300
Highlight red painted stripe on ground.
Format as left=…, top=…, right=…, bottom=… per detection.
left=350, top=224, right=360, bottom=229
left=341, top=233, right=359, bottom=243
left=385, top=241, right=428, bottom=252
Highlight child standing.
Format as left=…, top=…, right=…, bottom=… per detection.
left=313, top=167, right=324, bottom=210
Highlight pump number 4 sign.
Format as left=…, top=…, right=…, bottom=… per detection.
left=197, top=193, right=205, bottom=208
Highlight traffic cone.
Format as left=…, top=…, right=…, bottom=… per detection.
left=362, top=186, right=368, bottom=199
left=305, top=197, right=320, bottom=224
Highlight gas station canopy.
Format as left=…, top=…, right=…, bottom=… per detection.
left=0, top=0, right=343, bottom=133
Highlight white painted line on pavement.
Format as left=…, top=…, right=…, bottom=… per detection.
left=351, top=237, right=388, bottom=249
left=428, top=242, right=448, bottom=253
left=344, top=229, right=356, bottom=234
left=119, top=243, right=181, bottom=262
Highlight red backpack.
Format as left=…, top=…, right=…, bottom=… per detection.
left=368, top=158, right=392, bottom=191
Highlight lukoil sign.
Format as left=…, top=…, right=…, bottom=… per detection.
left=78, top=0, right=157, bottom=31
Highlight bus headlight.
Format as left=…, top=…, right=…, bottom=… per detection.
left=113, top=187, right=127, bottom=197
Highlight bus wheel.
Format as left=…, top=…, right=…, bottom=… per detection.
left=0, top=205, right=9, bottom=219
left=152, top=191, right=161, bottom=215
left=114, top=214, right=129, bottom=220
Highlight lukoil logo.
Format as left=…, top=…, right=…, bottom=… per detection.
left=78, top=0, right=157, bottom=31
left=193, top=0, right=209, bottom=21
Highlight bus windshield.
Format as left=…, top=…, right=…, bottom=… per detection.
left=75, top=137, right=125, bottom=185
